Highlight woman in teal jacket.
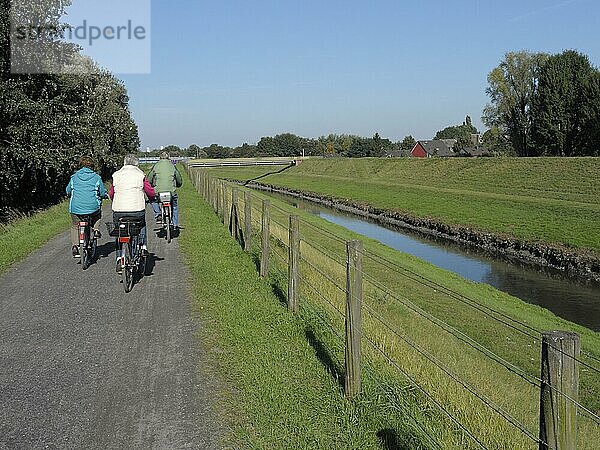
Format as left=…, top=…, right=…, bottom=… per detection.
left=66, top=156, right=108, bottom=257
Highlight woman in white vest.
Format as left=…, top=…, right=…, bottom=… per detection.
left=108, top=154, right=156, bottom=269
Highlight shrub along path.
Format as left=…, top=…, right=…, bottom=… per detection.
left=0, top=206, right=223, bottom=449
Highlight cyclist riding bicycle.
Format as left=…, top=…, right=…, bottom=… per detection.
left=108, top=154, right=156, bottom=272
left=66, top=156, right=108, bottom=258
left=147, top=152, right=183, bottom=229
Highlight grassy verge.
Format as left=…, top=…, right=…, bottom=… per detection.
left=0, top=201, right=70, bottom=276
left=177, top=171, right=462, bottom=449
left=187, top=168, right=600, bottom=448
left=208, top=157, right=600, bottom=253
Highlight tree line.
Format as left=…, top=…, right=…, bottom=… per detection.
left=149, top=133, right=419, bottom=159
left=160, top=49, right=600, bottom=160
left=0, top=0, right=139, bottom=217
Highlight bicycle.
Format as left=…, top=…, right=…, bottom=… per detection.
left=77, top=215, right=98, bottom=270
left=157, top=192, right=174, bottom=243
left=108, top=218, right=147, bottom=293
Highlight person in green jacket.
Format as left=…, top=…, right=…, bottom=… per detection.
left=148, top=152, right=183, bottom=227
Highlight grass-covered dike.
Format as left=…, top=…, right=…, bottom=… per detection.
left=178, top=169, right=451, bottom=449
left=182, top=164, right=600, bottom=448
left=207, top=157, right=600, bottom=279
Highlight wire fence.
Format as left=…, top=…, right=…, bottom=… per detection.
left=189, top=168, right=600, bottom=449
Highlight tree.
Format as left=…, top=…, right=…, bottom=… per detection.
left=483, top=51, right=549, bottom=156
left=398, top=135, right=417, bottom=154
left=482, top=127, right=514, bottom=155
left=531, top=50, right=600, bottom=156
left=435, top=116, right=478, bottom=150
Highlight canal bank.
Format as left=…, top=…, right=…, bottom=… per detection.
left=244, top=182, right=600, bottom=283
left=241, top=181, right=600, bottom=331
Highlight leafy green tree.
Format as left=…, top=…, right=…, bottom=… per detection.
left=231, top=143, right=257, bottom=158
left=398, top=135, right=417, bottom=153
left=396, top=134, right=417, bottom=156
left=482, top=127, right=514, bottom=155
left=531, top=50, right=600, bottom=156
left=435, top=116, right=478, bottom=150
left=205, top=144, right=231, bottom=159
left=483, top=51, right=549, bottom=156
left=0, top=0, right=139, bottom=214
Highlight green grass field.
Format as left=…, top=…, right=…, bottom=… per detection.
left=0, top=201, right=70, bottom=276
left=207, top=157, right=600, bottom=254
left=177, top=171, right=453, bottom=449
left=186, top=167, right=600, bottom=449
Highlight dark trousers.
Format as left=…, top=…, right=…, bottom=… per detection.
left=70, top=210, right=102, bottom=247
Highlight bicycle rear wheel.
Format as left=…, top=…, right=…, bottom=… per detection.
left=81, top=228, right=90, bottom=270
left=123, top=242, right=134, bottom=293
left=165, top=211, right=171, bottom=243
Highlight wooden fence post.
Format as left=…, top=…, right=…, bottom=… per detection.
left=231, top=187, right=239, bottom=239
left=223, top=183, right=229, bottom=227
left=260, top=199, right=270, bottom=277
left=244, top=191, right=252, bottom=251
left=215, top=180, right=222, bottom=219
left=213, top=179, right=218, bottom=212
left=539, top=331, right=580, bottom=450
left=345, top=239, right=363, bottom=399
left=288, top=215, right=300, bottom=313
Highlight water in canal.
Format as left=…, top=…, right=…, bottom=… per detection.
left=265, top=191, right=600, bottom=331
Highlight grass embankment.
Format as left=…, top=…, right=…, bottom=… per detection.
left=190, top=168, right=600, bottom=448
left=0, top=202, right=70, bottom=276
left=209, top=157, right=600, bottom=254
left=177, top=172, right=448, bottom=449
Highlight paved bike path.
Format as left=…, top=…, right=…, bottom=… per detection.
left=0, top=208, right=222, bottom=449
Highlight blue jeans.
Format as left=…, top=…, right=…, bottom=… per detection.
left=152, top=193, right=179, bottom=226
left=113, top=210, right=147, bottom=257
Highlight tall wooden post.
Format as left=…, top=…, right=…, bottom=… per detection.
left=539, top=331, right=580, bottom=450
left=260, top=199, right=270, bottom=277
left=345, top=239, right=363, bottom=399
left=288, top=215, right=300, bottom=313
left=244, top=191, right=252, bottom=251
left=213, top=179, right=218, bottom=212
left=223, top=183, right=229, bottom=227
left=231, top=188, right=239, bottom=239
left=216, top=181, right=222, bottom=218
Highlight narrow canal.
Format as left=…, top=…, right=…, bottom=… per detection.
left=264, top=191, right=600, bottom=331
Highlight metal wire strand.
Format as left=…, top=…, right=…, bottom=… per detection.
left=362, top=291, right=542, bottom=390
left=300, top=274, right=346, bottom=319
left=361, top=303, right=544, bottom=445
left=300, top=238, right=346, bottom=266
left=360, top=271, right=542, bottom=382
left=361, top=360, right=443, bottom=450
left=300, top=255, right=347, bottom=294
left=361, top=248, right=542, bottom=340
left=299, top=218, right=347, bottom=244
left=361, top=281, right=600, bottom=423
left=362, top=334, right=490, bottom=450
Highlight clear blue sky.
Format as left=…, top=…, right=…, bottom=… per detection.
left=68, top=0, right=600, bottom=149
